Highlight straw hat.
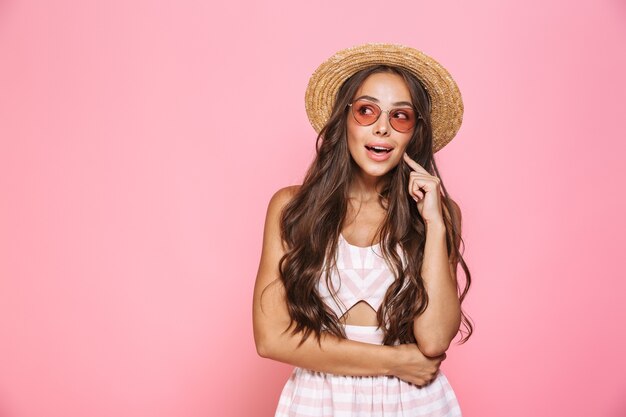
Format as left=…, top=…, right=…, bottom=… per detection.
left=304, top=43, right=464, bottom=153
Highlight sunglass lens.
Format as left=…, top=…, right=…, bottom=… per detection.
left=352, top=101, right=380, bottom=126
left=389, top=109, right=416, bottom=132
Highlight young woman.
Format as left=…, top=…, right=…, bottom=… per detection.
left=253, top=43, right=473, bottom=417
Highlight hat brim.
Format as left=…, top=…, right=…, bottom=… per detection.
left=304, top=43, right=463, bottom=153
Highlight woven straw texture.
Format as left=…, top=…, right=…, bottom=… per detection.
left=305, top=43, right=463, bottom=153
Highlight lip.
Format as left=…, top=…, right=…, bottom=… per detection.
left=364, top=143, right=394, bottom=162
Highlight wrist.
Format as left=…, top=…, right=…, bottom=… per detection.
left=425, top=220, right=446, bottom=233
left=380, top=345, right=399, bottom=376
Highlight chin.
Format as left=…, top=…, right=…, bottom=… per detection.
left=360, top=165, right=394, bottom=178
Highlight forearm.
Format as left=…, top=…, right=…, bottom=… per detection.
left=412, top=221, right=461, bottom=357
left=256, top=321, right=396, bottom=377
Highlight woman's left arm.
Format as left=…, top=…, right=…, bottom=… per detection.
left=403, top=153, right=462, bottom=358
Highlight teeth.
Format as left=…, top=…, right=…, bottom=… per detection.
left=367, top=145, right=392, bottom=153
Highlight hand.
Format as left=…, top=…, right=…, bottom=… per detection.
left=388, top=343, right=446, bottom=387
left=403, top=152, right=444, bottom=225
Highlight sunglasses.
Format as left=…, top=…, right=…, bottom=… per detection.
left=347, top=99, right=419, bottom=133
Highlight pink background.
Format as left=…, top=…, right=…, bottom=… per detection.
left=1, top=0, right=625, bottom=416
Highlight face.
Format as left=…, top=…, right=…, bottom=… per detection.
left=346, top=72, right=414, bottom=180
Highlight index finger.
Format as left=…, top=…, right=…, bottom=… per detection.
left=403, top=152, right=428, bottom=174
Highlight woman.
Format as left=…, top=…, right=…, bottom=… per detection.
left=253, top=43, right=473, bottom=416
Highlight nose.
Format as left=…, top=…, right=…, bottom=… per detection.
left=373, top=111, right=391, bottom=136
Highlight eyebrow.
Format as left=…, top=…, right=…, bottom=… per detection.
left=354, top=95, right=413, bottom=107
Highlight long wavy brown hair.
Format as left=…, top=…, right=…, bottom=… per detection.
left=278, top=64, right=473, bottom=346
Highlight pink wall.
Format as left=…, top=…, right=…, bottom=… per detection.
left=1, top=0, right=625, bottom=416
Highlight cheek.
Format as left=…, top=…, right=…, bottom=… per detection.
left=346, top=125, right=362, bottom=150
left=397, top=134, right=414, bottom=152
left=346, top=118, right=358, bottom=138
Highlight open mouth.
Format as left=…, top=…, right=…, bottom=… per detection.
left=365, top=145, right=393, bottom=154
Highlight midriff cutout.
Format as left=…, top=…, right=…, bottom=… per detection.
left=339, top=300, right=379, bottom=326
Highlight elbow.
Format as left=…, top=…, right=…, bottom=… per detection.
left=256, top=342, right=271, bottom=359
left=253, top=315, right=293, bottom=360
left=412, top=329, right=452, bottom=357
left=419, top=341, right=450, bottom=358
left=253, top=314, right=294, bottom=360
left=420, top=345, right=448, bottom=358
left=254, top=333, right=274, bottom=359
left=254, top=328, right=283, bottom=360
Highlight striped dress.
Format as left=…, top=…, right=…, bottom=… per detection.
left=274, top=234, right=463, bottom=417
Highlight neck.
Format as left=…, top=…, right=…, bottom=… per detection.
left=348, top=170, right=390, bottom=203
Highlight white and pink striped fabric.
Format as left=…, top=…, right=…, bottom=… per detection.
left=274, top=235, right=463, bottom=417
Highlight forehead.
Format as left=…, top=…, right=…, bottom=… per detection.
left=354, top=72, right=412, bottom=103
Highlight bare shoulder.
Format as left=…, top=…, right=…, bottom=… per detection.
left=262, top=185, right=302, bottom=240
left=255, top=185, right=302, bottom=289
left=267, top=184, right=301, bottom=214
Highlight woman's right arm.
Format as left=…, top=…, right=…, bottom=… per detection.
left=252, top=186, right=444, bottom=386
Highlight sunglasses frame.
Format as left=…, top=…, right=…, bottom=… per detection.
left=347, top=99, right=421, bottom=133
